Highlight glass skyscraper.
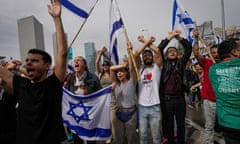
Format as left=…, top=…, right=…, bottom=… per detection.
left=84, top=42, right=97, bottom=73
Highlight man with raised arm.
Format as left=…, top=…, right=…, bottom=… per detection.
left=158, top=30, right=192, bottom=144
left=192, top=28, right=220, bottom=144
left=0, top=0, right=68, bottom=143
left=134, top=36, right=163, bottom=144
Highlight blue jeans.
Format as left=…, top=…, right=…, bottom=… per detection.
left=138, top=104, right=161, bottom=144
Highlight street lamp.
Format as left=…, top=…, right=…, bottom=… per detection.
left=221, top=0, right=226, bottom=40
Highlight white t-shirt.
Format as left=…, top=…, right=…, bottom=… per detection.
left=138, top=64, right=161, bottom=106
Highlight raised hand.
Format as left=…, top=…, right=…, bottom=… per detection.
left=126, top=41, right=133, bottom=50
left=167, top=31, right=176, bottom=40
left=97, top=50, right=102, bottom=55
left=6, top=60, right=22, bottom=70
left=48, top=0, right=61, bottom=18
left=102, top=46, right=107, bottom=52
left=192, top=28, right=199, bottom=40
left=149, top=36, right=156, bottom=43
left=138, top=35, right=145, bottom=43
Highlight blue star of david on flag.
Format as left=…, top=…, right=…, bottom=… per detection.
left=62, top=86, right=112, bottom=141
left=67, top=101, right=93, bottom=123
left=177, top=13, right=183, bottom=23
left=172, top=0, right=195, bottom=43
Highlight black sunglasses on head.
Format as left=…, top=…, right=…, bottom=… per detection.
left=102, top=63, right=110, bottom=66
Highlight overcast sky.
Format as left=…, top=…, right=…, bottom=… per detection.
left=0, top=0, right=240, bottom=61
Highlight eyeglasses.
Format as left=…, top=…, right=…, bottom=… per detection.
left=102, top=64, right=110, bottom=66
left=167, top=49, right=177, bottom=53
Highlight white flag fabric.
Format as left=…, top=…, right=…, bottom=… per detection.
left=62, top=86, right=112, bottom=141
left=172, top=0, right=195, bottom=43
left=61, top=0, right=97, bottom=21
left=109, top=0, right=124, bottom=65
left=67, top=64, right=74, bottom=75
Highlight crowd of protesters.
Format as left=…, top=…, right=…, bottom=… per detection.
left=0, top=1, right=240, bottom=144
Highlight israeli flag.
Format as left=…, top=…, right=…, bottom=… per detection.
left=67, top=64, right=74, bottom=74
left=61, top=0, right=98, bottom=21
left=215, top=33, right=222, bottom=45
left=62, top=86, right=112, bottom=141
left=172, top=0, right=195, bottom=43
left=109, top=0, right=124, bottom=65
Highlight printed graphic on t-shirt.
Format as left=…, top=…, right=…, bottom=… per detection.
left=143, top=72, right=153, bottom=85
left=215, top=66, right=240, bottom=93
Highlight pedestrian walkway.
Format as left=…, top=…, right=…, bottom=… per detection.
left=186, top=100, right=225, bottom=144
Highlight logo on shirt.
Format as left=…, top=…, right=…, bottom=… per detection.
left=143, top=72, right=152, bottom=84
left=144, top=72, right=152, bottom=80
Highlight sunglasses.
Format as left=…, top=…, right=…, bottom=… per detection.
left=102, top=63, right=110, bottom=66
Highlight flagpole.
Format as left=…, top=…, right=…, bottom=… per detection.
left=221, top=0, right=226, bottom=40
left=123, top=28, right=141, bottom=81
left=115, top=1, right=141, bottom=81
left=68, top=0, right=99, bottom=48
left=198, top=37, right=216, bottom=63
left=194, top=23, right=216, bottom=63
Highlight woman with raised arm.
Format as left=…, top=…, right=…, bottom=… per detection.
left=110, top=42, right=138, bottom=144
left=95, top=46, right=112, bottom=88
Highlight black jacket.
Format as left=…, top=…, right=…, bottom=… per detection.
left=158, top=38, right=192, bottom=97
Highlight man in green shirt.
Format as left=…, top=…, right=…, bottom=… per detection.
left=209, top=38, right=240, bottom=144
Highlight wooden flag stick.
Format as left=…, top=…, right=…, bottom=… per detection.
left=198, top=36, right=216, bottom=63
left=194, top=23, right=215, bottom=63
left=123, top=28, right=141, bottom=81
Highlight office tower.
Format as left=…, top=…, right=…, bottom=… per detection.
left=52, top=32, right=68, bottom=61
left=84, top=42, right=96, bottom=73
left=17, top=16, right=45, bottom=62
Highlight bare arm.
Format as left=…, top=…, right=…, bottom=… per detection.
left=0, top=66, right=14, bottom=94
left=48, top=0, right=68, bottom=82
left=192, top=28, right=204, bottom=65
left=0, top=59, right=24, bottom=94
left=110, top=63, right=128, bottom=84
left=95, top=49, right=103, bottom=76
left=138, top=36, right=163, bottom=68
left=134, top=35, right=155, bottom=68
left=126, top=42, right=136, bottom=82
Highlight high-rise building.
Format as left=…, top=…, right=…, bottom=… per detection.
left=17, top=16, right=45, bottom=62
left=52, top=32, right=68, bottom=61
left=84, top=42, right=96, bottom=73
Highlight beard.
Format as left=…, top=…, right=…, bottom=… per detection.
left=143, top=59, right=153, bottom=66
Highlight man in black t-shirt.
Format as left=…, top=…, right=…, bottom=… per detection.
left=0, top=60, right=17, bottom=144
left=0, top=0, right=68, bottom=143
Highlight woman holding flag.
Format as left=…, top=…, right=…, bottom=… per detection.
left=64, top=55, right=101, bottom=144
left=95, top=47, right=116, bottom=144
